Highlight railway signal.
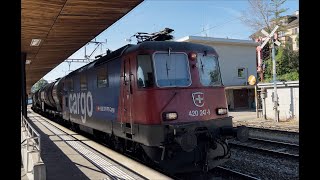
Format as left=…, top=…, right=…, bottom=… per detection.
left=259, top=25, right=281, bottom=122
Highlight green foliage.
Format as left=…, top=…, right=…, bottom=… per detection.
left=31, top=78, right=48, bottom=93
left=269, top=0, right=289, bottom=32
left=242, top=0, right=299, bottom=82
left=263, top=46, right=299, bottom=82
left=278, top=71, right=299, bottom=81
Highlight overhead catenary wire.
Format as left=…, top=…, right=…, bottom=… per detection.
left=190, top=17, right=240, bottom=36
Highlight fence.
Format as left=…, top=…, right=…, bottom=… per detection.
left=21, top=115, right=41, bottom=172
left=257, top=81, right=299, bottom=121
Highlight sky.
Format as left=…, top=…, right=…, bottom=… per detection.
left=42, top=0, right=299, bottom=83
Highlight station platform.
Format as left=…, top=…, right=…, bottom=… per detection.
left=21, top=107, right=172, bottom=180
left=229, top=110, right=299, bottom=132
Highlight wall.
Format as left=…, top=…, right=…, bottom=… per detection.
left=260, top=82, right=299, bottom=121
left=176, top=36, right=258, bottom=87
left=212, top=44, right=257, bottom=86
left=177, top=36, right=258, bottom=111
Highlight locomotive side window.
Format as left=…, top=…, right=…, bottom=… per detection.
left=197, top=54, right=222, bottom=86
left=69, top=79, right=74, bottom=91
left=137, top=55, right=154, bottom=88
left=63, top=80, right=68, bottom=91
left=80, top=75, right=87, bottom=90
left=65, top=97, right=68, bottom=107
left=153, top=52, right=191, bottom=87
left=97, top=66, right=108, bottom=88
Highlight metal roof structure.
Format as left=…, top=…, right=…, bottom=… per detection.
left=22, top=0, right=143, bottom=94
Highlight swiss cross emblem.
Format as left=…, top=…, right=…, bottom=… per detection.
left=192, top=92, right=204, bottom=107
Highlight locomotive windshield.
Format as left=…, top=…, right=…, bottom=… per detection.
left=137, top=55, right=154, bottom=88
left=153, top=52, right=191, bottom=87
left=197, top=54, right=222, bottom=86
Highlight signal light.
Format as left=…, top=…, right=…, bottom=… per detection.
left=189, top=52, right=197, bottom=61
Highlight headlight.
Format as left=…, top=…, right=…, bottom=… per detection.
left=216, top=108, right=228, bottom=115
left=162, top=112, right=178, bottom=121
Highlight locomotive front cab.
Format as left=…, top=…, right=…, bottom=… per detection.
left=119, top=42, right=248, bottom=173
left=128, top=46, right=229, bottom=125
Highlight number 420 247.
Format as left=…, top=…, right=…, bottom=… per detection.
left=189, top=109, right=211, bottom=117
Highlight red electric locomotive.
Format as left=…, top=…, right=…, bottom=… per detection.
left=32, top=28, right=248, bottom=174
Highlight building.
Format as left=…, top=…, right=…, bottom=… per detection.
left=250, top=10, right=299, bottom=51
left=177, top=36, right=258, bottom=110
left=284, top=11, right=299, bottom=51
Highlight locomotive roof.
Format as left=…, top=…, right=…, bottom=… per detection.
left=66, top=41, right=218, bottom=77
left=125, top=41, right=218, bottom=55
left=66, top=44, right=133, bottom=77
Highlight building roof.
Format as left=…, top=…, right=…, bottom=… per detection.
left=176, top=36, right=258, bottom=47
left=286, top=15, right=299, bottom=29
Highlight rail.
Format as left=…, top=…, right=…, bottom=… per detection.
left=21, top=115, right=41, bottom=171
left=215, top=166, right=260, bottom=180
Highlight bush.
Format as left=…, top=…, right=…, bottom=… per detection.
left=262, top=46, right=299, bottom=82
left=277, top=71, right=299, bottom=81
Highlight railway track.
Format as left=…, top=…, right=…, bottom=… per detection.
left=247, top=127, right=299, bottom=145
left=173, top=166, right=260, bottom=180
left=228, top=137, right=299, bottom=159
left=213, top=166, right=260, bottom=180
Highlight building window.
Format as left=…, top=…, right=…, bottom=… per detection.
left=278, top=31, right=285, bottom=37
left=137, top=55, right=154, bottom=88
left=80, top=75, right=87, bottom=90
left=238, top=68, right=245, bottom=78
left=97, top=66, right=108, bottom=88
left=292, top=28, right=298, bottom=35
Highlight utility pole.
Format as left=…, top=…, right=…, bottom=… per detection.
left=260, top=25, right=281, bottom=122
left=271, top=37, right=278, bottom=122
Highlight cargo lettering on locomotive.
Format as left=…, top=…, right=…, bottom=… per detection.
left=68, top=91, right=93, bottom=123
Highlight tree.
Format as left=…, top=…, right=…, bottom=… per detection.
left=31, top=78, right=48, bottom=93
left=241, top=0, right=272, bottom=33
left=240, top=0, right=298, bottom=82
left=263, top=46, right=299, bottom=82
left=241, top=0, right=288, bottom=36
left=269, top=0, right=288, bottom=32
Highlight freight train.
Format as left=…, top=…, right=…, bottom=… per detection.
left=32, top=28, right=248, bottom=173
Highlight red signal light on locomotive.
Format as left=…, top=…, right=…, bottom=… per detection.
left=188, top=52, right=197, bottom=61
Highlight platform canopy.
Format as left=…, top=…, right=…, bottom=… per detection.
left=22, top=0, right=143, bottom=94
